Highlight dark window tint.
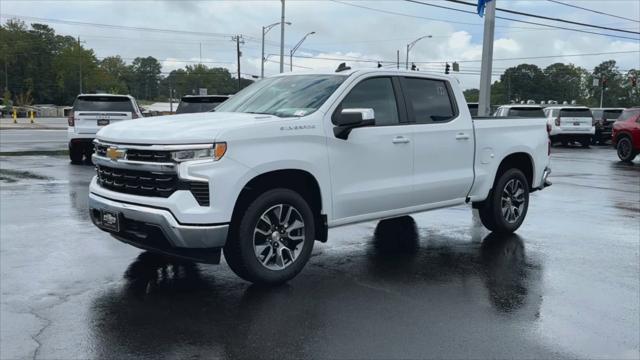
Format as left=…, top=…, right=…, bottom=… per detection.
left=176, top=97, right=229, bottom=114
left=340, top=77, right=399, bottom=126
left=74, top=96, right=134, bottom=112
left=602, top=109, right=622, bottom=119
left=617, top=109, right=640, bottom=122
left=560, top=108, right=592, bottom=117
left=468, top=103, right=478, bottom=116
left=591, top=110, right=603, bottom=119
left=507, top=107, right=545, bottom=118
left=404, top=78, right=455, bottom=123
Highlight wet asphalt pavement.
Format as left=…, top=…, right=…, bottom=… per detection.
left=0, top=130, right=67, bottom=153
left=0, top=146, right=639, bottom=359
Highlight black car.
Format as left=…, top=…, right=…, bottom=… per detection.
left=591, top=108, right=624, bottom=144
left=176, top=95, right=230, bottom=114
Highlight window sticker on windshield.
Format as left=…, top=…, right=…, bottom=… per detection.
left=294, top=110, right=307, bottom=116
left=437, top=86, right=446, bottom=96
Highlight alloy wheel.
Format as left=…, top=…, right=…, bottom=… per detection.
left=253, top=204, right=306, bottom=270
left=501, top=179, right=526, bottom=224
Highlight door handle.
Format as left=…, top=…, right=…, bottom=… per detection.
left=455, top=133, right=470, bottom=140
left=392, top=136, right=410, bottom=144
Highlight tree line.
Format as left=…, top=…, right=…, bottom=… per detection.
left=463, top=61, right=639, bottom=107
left=1, top=20, right=252, bottom=107
left=1, top=20, right=637, bottom=108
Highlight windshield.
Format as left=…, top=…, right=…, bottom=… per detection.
left=215, top=75, right=347, bottom=117
left=508, top=108, right=545, bottom=118
left=560, top=108, right=592, bottom=118
left=74, top=96, right=134, bottom=112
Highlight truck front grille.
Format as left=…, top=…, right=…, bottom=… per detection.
left=94, top=143, right=172, bottom=163
left=96, top=165, right=210, bottom=206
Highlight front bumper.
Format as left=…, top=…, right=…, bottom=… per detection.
left=534, top=167, right=552, bottom=192
left=89, top=192, right=228, bottom=263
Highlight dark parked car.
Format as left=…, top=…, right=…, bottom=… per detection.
left=612, top=107, right=640, bottom=162
left=176, top=95, right=230, bottom=114
left=591, top=107, right=624, bottom=145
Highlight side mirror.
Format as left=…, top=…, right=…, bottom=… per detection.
left=333, top=108, right=375, bottom=140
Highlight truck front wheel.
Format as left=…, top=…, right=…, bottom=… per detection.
left=224, top=188, right=315, bottom=285
left=475, top=168, right=530, bottom=234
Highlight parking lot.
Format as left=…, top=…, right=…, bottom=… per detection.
left=0, top=145, right=638, bottom=359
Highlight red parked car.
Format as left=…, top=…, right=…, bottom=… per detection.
left=612, top=107, right=640, bottom=162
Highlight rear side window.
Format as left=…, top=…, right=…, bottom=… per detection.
left=403, top=77, right=456, bottom=123
left=560, top=108, right=592, bottom=118
left=339, top=77, right=399, bottom=126
left=74, top=96, right=134, bottom=112
left=508, top=107, right=545, bottom=118
left=602, top=110, right=622, bottom=119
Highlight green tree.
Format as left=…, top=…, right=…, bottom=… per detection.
left=543, top=63, right=590, bottom=104
left=98, top=56, right=130, bottom=94
left=499, top=64, right=546, bottom=103
left=129, top=56, right=161, bottom=100
left=591, top=60, right=627, bottom=107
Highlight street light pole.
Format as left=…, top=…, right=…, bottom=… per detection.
left=290, top=31, right=315, bottom=72
left=405, top=35, right=432, bottom=70
left=280, top=0, right=286, bottom=73
left=478, top=0, right=496, bottom=117
left=262, top=21, right=291, bottom=78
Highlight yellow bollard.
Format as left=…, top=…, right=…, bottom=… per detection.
left=30, top=111, right=35, bottom=124
left=12, top=109, right=17, bottom=124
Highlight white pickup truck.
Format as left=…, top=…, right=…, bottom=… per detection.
left=89, top=68, right=551, bottom=284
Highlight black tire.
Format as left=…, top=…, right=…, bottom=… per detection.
left=580, top=138, right=590, bottom=148
left=84, top=143, right=94, bottom=164
left=617, top=137, right=636, bottom=162
left=475, top=168, right=530, bottom=234
left=224, top=188, right=315, bottom=285
left=69, top=142, right=84, bottom=164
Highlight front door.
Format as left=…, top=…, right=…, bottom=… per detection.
left=326, top=76, right=414, bottom=221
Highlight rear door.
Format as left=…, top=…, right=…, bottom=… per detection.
left=73, top=96, right=135, bottom=134
left=401, top=76, right=474, bottom=205
left=559, top=108, right=593, bottom=132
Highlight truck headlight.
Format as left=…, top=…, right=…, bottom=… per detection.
left=171, top=142, right=227, bottom=162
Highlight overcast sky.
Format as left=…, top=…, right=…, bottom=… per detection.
left=1, top=0, right=639, bottom=89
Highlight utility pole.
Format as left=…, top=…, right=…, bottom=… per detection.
left=233, top=35, right=244, bottom=91
left=280, top=0, right=286, bottom=73
left=169, top=77, right=173, bottom=113
left=77, top=36, right=83, bottom=94
left=199, top=42, right=202, bottom=64
left=478, top=0, right=496, bottom=117
left=397, top=50, right=399, bottom=69
left=600, top=77, right=606, bottom=108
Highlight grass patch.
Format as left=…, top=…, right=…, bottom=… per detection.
left=0, top=150, right=68, bottom=156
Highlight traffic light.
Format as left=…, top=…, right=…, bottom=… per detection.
left=377, top=62, right=382, bottom=68
left=411, top=63, right=417, bottom=71
left=445, top=63, right=450, bottom=74
left=631, top=76, right=637, bottom=87
left=602, top=76, right=607, bottom=88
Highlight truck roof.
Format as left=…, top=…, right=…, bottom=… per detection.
left=270, top=68, right=456, bottom=82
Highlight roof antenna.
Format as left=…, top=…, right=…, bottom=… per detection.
left=335, top=62, right=351, bottom=73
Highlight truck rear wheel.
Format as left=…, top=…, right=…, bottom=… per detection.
left=224, top=188, right=315, bottom=285
left=475, top=168, right=530, bottom=234
left=69, top=142, right=84, bottom=164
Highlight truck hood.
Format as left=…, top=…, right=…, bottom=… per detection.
left=96, top=112, right=279, bottom=144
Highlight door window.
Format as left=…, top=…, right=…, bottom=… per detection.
left=403, top=77, right=456, bottom=123
left=339, top=77, right=399, bottom=126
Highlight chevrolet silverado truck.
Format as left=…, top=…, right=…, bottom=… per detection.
left=89, top=68, right=552, bottom=284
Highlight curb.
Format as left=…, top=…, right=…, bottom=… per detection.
left=0, top=126, right=67, bottom=130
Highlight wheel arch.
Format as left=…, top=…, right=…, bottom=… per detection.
left=494, top=152, right=534, bottom=190
left=231, top=169, right=327, bottom=242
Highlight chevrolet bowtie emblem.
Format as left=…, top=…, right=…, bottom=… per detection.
left=106, top=147, right=126, bottom=161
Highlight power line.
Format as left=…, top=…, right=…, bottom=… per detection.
left=402, top=0, right=640, bottom=41
left=442, top=0, right=639, bottom=34
left=546, top=0, right=640, bottom=24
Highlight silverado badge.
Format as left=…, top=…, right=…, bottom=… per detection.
left=106, top=146, right=126, bottom=161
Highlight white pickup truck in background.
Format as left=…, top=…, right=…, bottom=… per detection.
left=88, top=68, right=552, bottom=284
